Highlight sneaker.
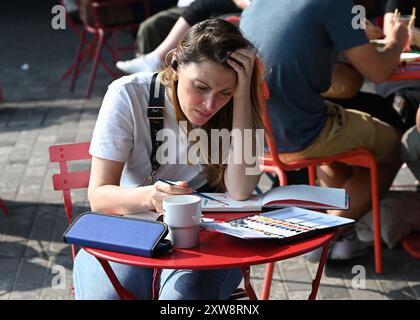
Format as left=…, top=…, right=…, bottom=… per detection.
left=329, top=230, right=369, bottom=260
left=116, top=53, right=163, bottom=74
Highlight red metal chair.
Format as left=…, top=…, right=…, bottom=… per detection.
left=49, top=141, right=250, bottom=299
left=259, top=83, right=383, bottom=299
left=401, top=232, right=420, bottom=259
left=49, top=142, right=91, bottom=259
left=67, top=0, right=150, bottom=98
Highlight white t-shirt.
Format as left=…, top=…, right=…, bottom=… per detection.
left=90, top=73, right=206, bottom=188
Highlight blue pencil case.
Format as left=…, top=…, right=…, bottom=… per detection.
left=63, top=212, right=172, bottom=257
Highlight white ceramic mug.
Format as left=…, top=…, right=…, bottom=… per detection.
left=163, top=195, right=202, bottom=248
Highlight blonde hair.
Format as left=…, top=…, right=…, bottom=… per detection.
left=160, top=19, right=264, bottom=191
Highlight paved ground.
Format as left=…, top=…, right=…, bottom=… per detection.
left=1, top=1, right=420, bottom=300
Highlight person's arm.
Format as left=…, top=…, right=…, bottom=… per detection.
left=342, top=21, right=408, bottom=83
left=383, top=0, right=412, bottom=37
left=416, top=107, right=420, bottom=133
left=88, top=156, right=192, bottom=214
left=223, top=48, right=261, bottom=200
left=154, top=0, right=245, bottom=61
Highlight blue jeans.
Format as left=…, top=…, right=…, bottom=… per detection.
left=73, top=249, right=243, bottom=300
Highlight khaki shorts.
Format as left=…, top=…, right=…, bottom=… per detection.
left=280, top=102, right=399, bottom=163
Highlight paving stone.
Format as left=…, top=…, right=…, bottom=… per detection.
left=0, top=258, right=20, bottom=300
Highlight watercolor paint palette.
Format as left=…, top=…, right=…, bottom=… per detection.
left=201, top=207, right=355, bottom=242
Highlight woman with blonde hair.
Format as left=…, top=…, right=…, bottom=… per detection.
left=73, top=18, right=264, bottom=299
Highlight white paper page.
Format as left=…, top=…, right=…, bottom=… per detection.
left=201, top=193, right=264, bottom=212
left=262, top=185, right=347, bottom=209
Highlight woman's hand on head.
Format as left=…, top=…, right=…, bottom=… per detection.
left=149, top=180, right=192, bottom=212
left=226, top=47, right=257, bottom=102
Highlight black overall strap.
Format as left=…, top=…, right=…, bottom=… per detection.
left=148, top=73, right=165, bottom=176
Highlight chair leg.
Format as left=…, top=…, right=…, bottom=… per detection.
left=370, top=165, right=383, bottom=273
left=96, top=257, right=138, bottom=300
left=260, top=262, right=275, bottom=300
left=0, top=198, right=9, bottom=215
left=0, top=84, right=4, bottom=103
left=70, top=29, right=87, bottom=92
left=242, top=266, right=257, bottom=300
left=62, top=43, right=93, bottom=81
left=152, top=268, right=161, bottom=300
left=308, top=243, right=330, bottom=300
left=85, top=29, right=105, bottom=98
left=308, top=165, right=317, bottom=185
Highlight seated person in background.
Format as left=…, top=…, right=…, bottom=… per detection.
left=322, top=6, right=406, bottom=133
left=116, top=0, right=247, bottom=74
left=240, top=0, right=408, bottom=260
left=322, top=0, right=404, bottom=134
left=132, top=0, right=195, bottom=69
left=73, top=19, right=264, bottom=299
left=401, top=107, right=420, bottom=181
left=374, top=0, right=420, bottom=132
left=375, top=1, right=420, bottom=177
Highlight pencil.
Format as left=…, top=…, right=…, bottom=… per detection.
left=157, top=178, right=230, bottom=206
left=408, top=7, right=416, bottom=29
left=394, top=9, right=400, bottom=23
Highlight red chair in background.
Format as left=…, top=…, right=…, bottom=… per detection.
left=0, top=84, right=4, bottom=103
left=60, top=0, right=87, bottom=82
left=259, top=83, right=383, bottom=299
left=401, top=232, right=420, bottom=259
left=67, top=0, right=150, bottom=98
left=49, top=142, right=91, bottom=259
left=0, top=198, right=9, bottom=216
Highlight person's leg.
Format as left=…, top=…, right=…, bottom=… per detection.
left=401, top=125, right=420, bottom=181
left=320, top=111, right=402, bottom=221
left=328, top=91, right=406, bottom=133
left=152, top=16, right=192, bottom=61
left=295, top=104, right=401, bottom=261
left=316, top=162, right=354, bottom=189
left=158, top=268, right=243, bottom=300
left=137, top=7, right=185, bottom=55
left=73, top=249, right=153, bottom=300
left=282, top=103, right=401, bottom=221
left=116, top=15, right=191, bottom=74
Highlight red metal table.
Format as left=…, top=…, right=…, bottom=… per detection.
left=83, top=212, right=336, bottom=300
left=389, top=61, right=420, bottom=81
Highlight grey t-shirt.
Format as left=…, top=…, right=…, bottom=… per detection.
left=240, top=0, right=369, bottom=152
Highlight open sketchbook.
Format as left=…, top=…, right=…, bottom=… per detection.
left=201, top=207, right=354, bottom=242
left=201, top=185, right=349, bottom=212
